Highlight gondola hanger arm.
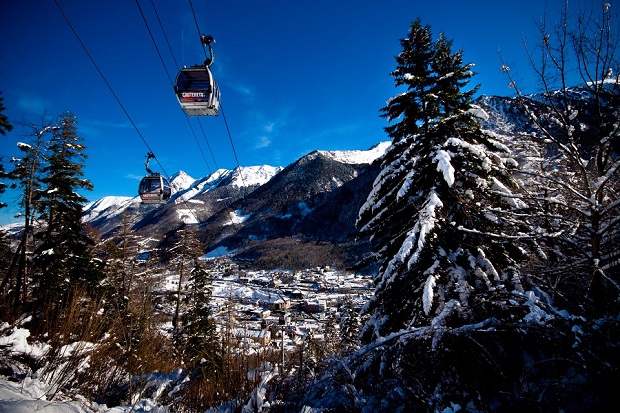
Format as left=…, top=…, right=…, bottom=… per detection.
left=145, top=151, right=156, bottom=176
left=201, top=34, right=215, bottom=67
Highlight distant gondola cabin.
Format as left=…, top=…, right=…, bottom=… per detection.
left=174, top=66, right=220, bottom=116
left=138, top=174, right=172, bottom=204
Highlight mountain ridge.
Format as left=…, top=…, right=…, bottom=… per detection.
left=80, top=142, right=391, bottom=264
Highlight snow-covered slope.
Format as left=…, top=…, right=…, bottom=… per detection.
left=82, top=195, right=137, bottom=223
left=318, top=141, right=390, bottom=164
left=229, top=165, right=284, bottom=187
left=171, top=165, right=283, bottom=204
left=169, top=170, right=196, bottom=192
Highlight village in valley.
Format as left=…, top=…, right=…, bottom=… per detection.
left=156, top=255, right=373, bottom=355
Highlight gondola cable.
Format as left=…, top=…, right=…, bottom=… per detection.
left=135, top=0, right=216, bottom=175
left=187, top=0, right=248, bottom=191
left=148, top=0, right=179, bottom=69
left=55, top=0, right=177, bottom=208
left=54, top=0, right=166, bottom=174
left=144, top=0, right=218, bottom=173
left=140, top=0, right=240, bottom=236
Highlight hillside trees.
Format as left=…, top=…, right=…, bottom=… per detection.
left=352, top=19, right=578, bottom=412
left=503, top=1, right=620, bottom=318
left=496, top=3, right=620, bottom=408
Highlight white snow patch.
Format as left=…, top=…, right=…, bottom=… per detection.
left=433, top=150, right=455, bottom=187
left=176, top=208, right=199, bottom=224
left=423, top=274, right=437, bottom=315
left=224, top=209, right=251, bottom=225
left=318, top=141, right=391, bottom=164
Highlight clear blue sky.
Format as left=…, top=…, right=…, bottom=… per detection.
left=1, top=0, right=566, bottom=225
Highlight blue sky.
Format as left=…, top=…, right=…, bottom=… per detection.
left=1, top=0, right=566, bottom=224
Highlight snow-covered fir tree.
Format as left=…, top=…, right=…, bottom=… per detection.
left=358, top=19, right=524, bottom=342
left=348, top=19, right=582, bottom=412
left=31, top=112, right=100, bottom=311
left=175, top=252, right=219, bottom=368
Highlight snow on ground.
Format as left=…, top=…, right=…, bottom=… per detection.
left=0, top=379, right=86, bottom=413
left=203, top=246, right=235, bottom=258
left=176, top=208, right=199, bottom=224
left=0, top=375, right=176, bottom=412
left=223, top=209, right=251, bottom=225
left=0, top=323, right=49, bottom=358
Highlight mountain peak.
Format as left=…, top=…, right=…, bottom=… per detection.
left=169, top=170, right=195, bottom=191
left=229, top=165, right=284, bottom=187
left=315, top=141, right=390, bottom=165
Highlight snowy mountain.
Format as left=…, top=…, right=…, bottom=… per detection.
left=197, top=145, right=387, bottom=267
left=315, top=141, right=391, bottom=164
left=82, top=195, right=137, bottom=223
left=170, top=165, right=283, bottom=204
left=82, top=143, right=389, bottom=261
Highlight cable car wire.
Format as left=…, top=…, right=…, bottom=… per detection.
left=219, top=105, right=245, bottom=189
left=136, top=0, right=238, bottom=235
left=148, top=0, right=179, bottom=70
left=135, top=0, right=215, bottom=175
left=187, top=0, right=248, bottom=190
left=54, top=0, right=179, bottom=211
left=188, top=0, right=210, bottom=65
left=54, top=0, right=169, bottom=178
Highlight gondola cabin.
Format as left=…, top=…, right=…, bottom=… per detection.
left=174, top=66, right=220, bottom=116
left=138, top=174, right=172, bottom=204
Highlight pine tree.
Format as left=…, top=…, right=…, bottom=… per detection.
left=31, top=112, right=99, bottom=311
left=338, top=295, right=361, bottom=356
left=174, top=256, right=224, bottom=413
left=1, top=122, right=56, bottom=310
left=359, top=20, right=523, bottom=341
left=177, top=259, right=219, bottom=369
left=0, top=92, right=12, bottom=137
left=0, top=92, right=12, bottom=206
left=167, top=226, right=204, bottom=332
left=354, top=20, right=539, bottom=411
left=168, top=225, right=221, bottom=379
left=382, top=19, right=435, bottom=141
